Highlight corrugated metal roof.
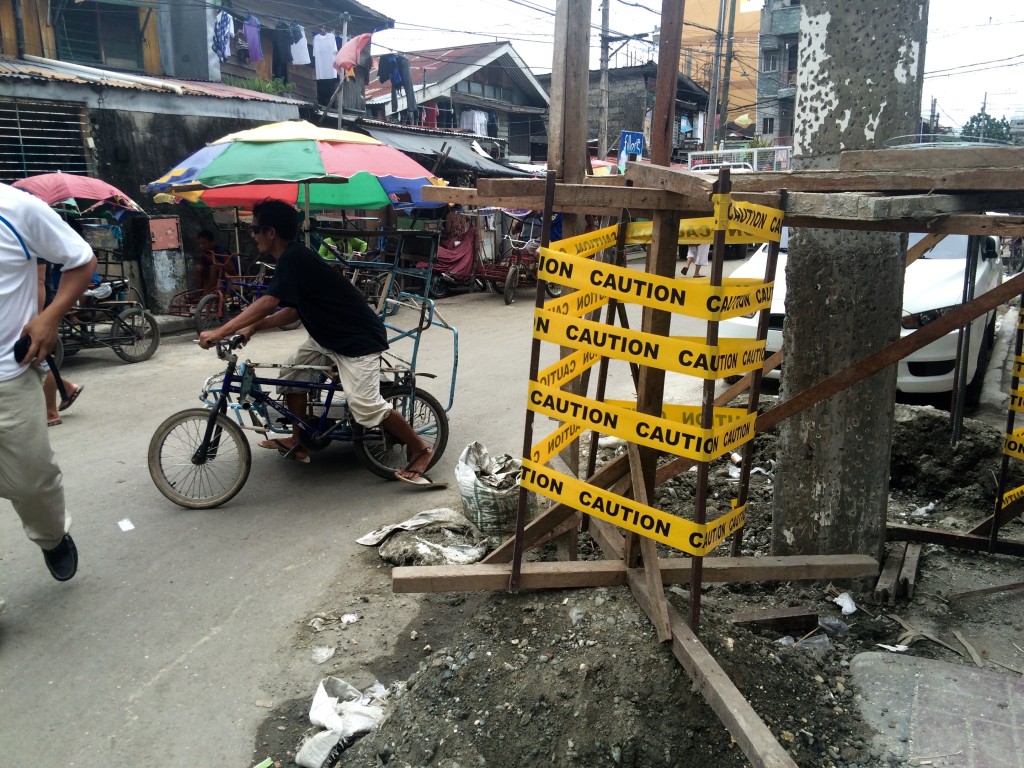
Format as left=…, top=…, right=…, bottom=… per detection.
left=0, top=55, right=306, bottom=104
left=366, top=42, right=508, bottom=102
left=366, top=41, right=548, bottom=109
left=363, top=125, right=530, bottom=177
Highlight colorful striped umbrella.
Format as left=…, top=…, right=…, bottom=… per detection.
left=146, top=120, right=444, bottom=210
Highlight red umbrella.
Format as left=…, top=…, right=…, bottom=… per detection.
left=13, top=172, right=145, bottom=216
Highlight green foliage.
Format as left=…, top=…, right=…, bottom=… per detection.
left=746, top=134, right=775, bottom=149
left=222, top=75, right=295, bottom=96
left=960, top=111, right=1012, bottom=143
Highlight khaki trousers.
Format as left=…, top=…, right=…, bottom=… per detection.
left=0, top=367, right=67, bottom=550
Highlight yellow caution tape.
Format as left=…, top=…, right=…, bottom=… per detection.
left=520, top=459, right=746, bottom=555
left=532, top=309, right=767, bottom=379
left=530, top=421, right=584, bottom=466
left=542, top=289, right=610, bottom=318
left=1010, top=386, right=1024, bottom=414
left=526, top=381, right=755, bottom=460
left=545, top=225, right=619, bottom=259
left=1004, top=429, right=1024, bottom=461
left=998, top=482, right=1024, bottom=510
left=535, top=347, right=602, bottom=390
left=713, top=194, right=784, bottom=241
left=536, top=249, right=772, bottom=319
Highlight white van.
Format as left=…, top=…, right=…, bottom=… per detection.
left=719, top=230, right=1003, bottom=404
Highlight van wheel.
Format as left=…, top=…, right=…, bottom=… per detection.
left=963, top=315, right=997, bottom=408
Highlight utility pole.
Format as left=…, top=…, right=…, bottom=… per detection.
left=703, top=0, right=727, bottom=151
left=335, top=12, right=350, bottom=130
left=716, top=0, right=738, bottom=147
left=929, top=97, right=937, bottom=134
left=599, top=0, right=610, bottom=158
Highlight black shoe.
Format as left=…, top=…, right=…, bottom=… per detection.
left=43, top=533, right=78, bottom=582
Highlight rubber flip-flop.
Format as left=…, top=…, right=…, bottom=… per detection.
left=258, top=438, right=290, bottom=450
left=47, top=418, right=62, bottom=427
left=394, top=470, right=448, bottom=489
left=58, top=384, right=85, bottom=412
left=258, top=438, right=310, bottom=463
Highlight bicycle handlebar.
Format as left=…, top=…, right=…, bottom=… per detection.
left=215, top=334, right=248, bottom=359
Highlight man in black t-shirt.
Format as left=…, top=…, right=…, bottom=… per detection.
left=198, top=200, right=441, bottom=487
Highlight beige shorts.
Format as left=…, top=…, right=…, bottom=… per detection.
left=687, top=243, right=710, bottom=265
left=275, top=335, right=392, bottom=427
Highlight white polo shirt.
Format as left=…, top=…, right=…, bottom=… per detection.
left=0, top=183, right=94, bottom=381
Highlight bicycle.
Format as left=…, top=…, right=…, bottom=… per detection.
left=55, top=277, right=160, bottom=366
left=496, top=234, right=563, bottom=305
left=193, top=261, right=302, bottom=335
left=147, top=334, right=450, bottom=509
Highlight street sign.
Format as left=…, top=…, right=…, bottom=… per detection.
left=618, top=130, right=644, bottom=171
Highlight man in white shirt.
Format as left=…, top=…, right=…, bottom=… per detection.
left=0, top=182, right=96, bottom=586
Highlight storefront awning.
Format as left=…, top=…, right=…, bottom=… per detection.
left=363, top=127, right=532, bottom=178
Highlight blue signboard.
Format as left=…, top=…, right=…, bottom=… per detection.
left=618, top=130, right=644, bottom=171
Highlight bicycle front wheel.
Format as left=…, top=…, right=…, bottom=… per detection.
left=112, top=308, right=160, bottom=362
left=149, top=408, right=251, bottom=509
left=503, top=264, right=520, bottom=305
left=194, top=294, right=223, bottom=334
left=353, top=384, right=449, bottom=480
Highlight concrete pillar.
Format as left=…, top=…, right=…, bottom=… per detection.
left=772, top=0, right=929, bottom=561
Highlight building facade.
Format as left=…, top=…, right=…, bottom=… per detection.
left=756, top=0, right=801, bottom=146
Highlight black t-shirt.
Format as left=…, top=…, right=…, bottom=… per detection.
left=268, top=241, right=388, bottom=357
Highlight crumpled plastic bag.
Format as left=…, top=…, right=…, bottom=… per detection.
left=371, top=508, right=488, bottom=566
left=455, top=442, right=523, bottom=535
left=295, top=677, right=386, bottom=768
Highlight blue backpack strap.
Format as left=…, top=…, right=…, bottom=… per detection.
left=0, top=213, right=31, bottom=259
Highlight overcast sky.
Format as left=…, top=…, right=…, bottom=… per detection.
left=369, top=0, right=1023, bottom=133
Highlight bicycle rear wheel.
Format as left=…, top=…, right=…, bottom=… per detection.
left=149, top=408, right=251, bottom=509
left=112, top=308, right=160, bottom=362
left=353, top=384, right=448, bottom=480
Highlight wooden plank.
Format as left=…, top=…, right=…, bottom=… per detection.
left=730, top=167, right=1024, bottom=194
left=887, top=522, right=1024, bottom=557
left=727, top=607, right=819, bottom=635
left=967, top=495, right=1024, bottom=536
left=422, top=185, right=1024, bottom=232
left=588, top=517, right=625, bottom=560
left=624, top=161, right=713, bottom=196
left=839, top=147, right=1024, bottom=172
left=874, top=542, right=907, bottom=606
left=946, top=580, right=1024, bottom=601
left=393, top=554, right=879, bottom=593
left=905, top=233, right=945, bottom=266
left=532, top=513, right=582, bottom=550
left=630, top=576, right=799, bottom=768
left=627, top=442, right=671, bottom=641
left=782, top=212, right=1024, bottom=236
left=476, top=178, right=697, bottom=213
left=899, top=543, right=923, bottom=599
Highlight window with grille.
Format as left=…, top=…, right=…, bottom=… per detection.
left=762, top=117, right=775, bottom=134
left=763, top=50, right=779, bottom=72
left=0, top=100, right=92, bottom=183
left=54, top=1, right=144, bottom=71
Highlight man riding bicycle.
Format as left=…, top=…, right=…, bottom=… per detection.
left=197, top=199, right=443, bottom=487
